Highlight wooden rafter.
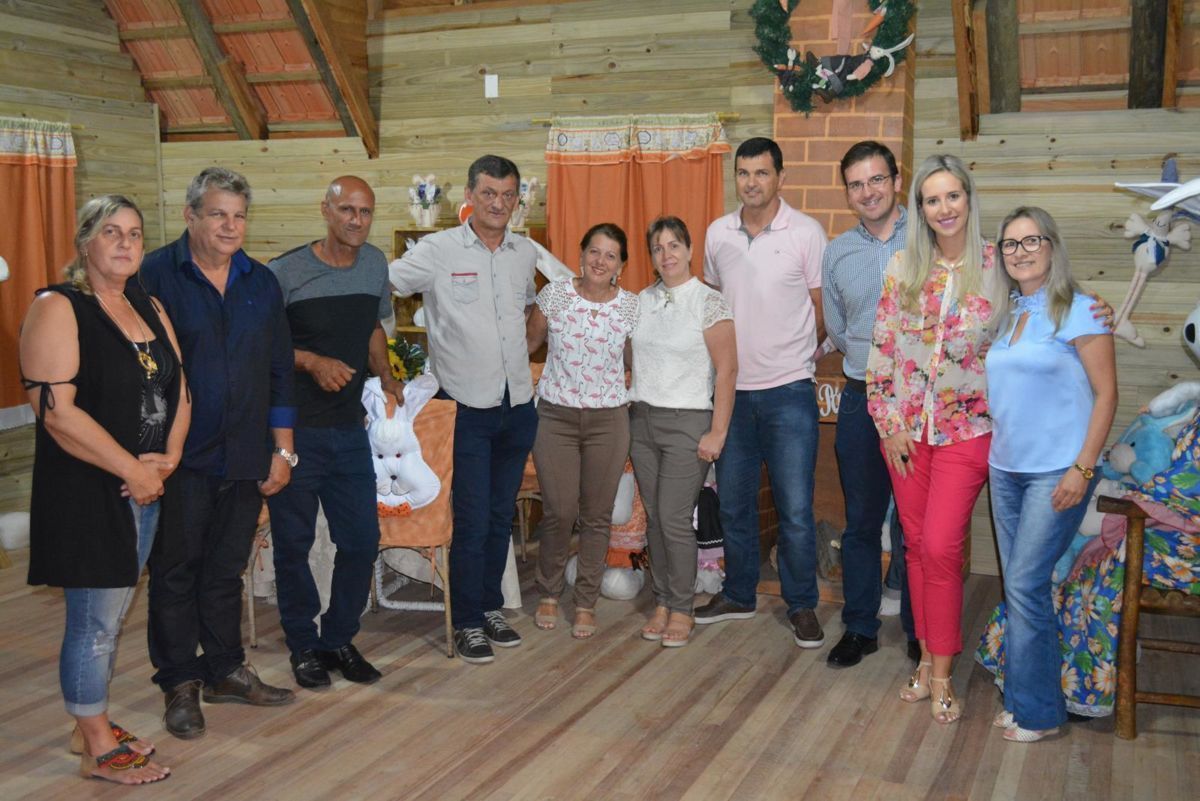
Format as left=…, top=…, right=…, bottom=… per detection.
left=950, top=0, right=980, bottom=140
left=985, top=0, right=1020, bottom=113
left=1162, top=0, right=1185, bottom=107
left=174, top=0, right=268, bottom=139
left=288, top=0, right=379, bottom=158
left=1129, top=0, right=1169, bottom=108
left=119, top=19, right=297, bottom=41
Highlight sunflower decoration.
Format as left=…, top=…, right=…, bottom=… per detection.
left=751, top=0, right=916, bottom=115
left=387, top=338, right=428, bottom=382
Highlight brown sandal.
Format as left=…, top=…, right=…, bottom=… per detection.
left=641, top=606, right=669, bottom=641
left=534, top=598, right=559, bottom=630
left=572, top=608, right=597, bottom=640
left=661, top=612, right=694, bottom=648
left=80, top=744, right=170, bottom=784
left=70, top=721, right=155, bottom=756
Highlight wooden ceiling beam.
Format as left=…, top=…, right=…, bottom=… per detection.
left=985, top=0, right=1021, bottom=113
left=246, top=69, right=322, bottom=84
left=1128, top=0, right=1168, bottom=108
left=143, top=75, right=213, bottom=91
left=950, top=0, right=980, bottom=140
left=119, top=25, right=190, bottom=41
left=1162, top=0, right=1185, bottom=107
left=174, top=0, right=268, bottom=140
left=289, top=0, right=379, bottom=159
left=119, top=19, right=297, bottom=42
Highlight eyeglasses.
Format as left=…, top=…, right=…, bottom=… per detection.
left=999, top=235, right=1051, bottom=255
left=846, top=174, right=893, bottom=194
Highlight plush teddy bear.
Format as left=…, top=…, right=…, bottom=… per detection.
left=1102, top=404, right=1197, bottom=488
left=362, top=374, right=441, bottom=515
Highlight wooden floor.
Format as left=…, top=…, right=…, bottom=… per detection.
left=0, top=547, right=1197, bottom=801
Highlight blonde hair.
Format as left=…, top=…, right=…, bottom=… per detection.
left=64, top=194, right=144, bottom=295
left=897, top=154, right=984, bottom=311
left=986, top=206, right=1080, bottom=336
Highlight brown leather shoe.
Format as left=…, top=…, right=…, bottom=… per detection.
left=163, top=680, right=206, bottom=740
left=203, top=664, right=296, bottom=706
left=789, top=608, right=825, bottom=649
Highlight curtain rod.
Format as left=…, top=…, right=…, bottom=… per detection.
left=530, top=112, right=741, bottom=126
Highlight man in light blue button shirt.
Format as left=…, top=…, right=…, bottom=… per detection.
left=821, top=141, right=917, bottom=668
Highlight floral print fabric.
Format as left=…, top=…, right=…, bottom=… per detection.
left=977, top=409, right=1200, bottom=716
left=866, top=244, right=995, bottom=445
left=536, top=279, right=638, bottom=409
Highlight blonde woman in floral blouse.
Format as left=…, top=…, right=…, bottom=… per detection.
left=526, top=223, right=639, bottom=639
left=866, top=154, right=994, bottom=724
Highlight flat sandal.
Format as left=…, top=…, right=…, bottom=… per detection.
left=929, top=676, right=962, bottom=724
left=899, top=661, right=932, bottom=703
left=572, top=608, right=597, bottom=640
left=534, top=598, right=559, bottom=630
left=70, top=721, right=155, bottom=756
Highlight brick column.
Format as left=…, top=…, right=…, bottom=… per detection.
left=773, top=0, right=916, bottom=238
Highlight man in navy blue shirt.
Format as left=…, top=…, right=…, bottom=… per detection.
left=141, top=167, right=297, bottom=740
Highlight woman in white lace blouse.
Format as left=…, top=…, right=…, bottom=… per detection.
left=628, top=216, right=737, bottom=647
left=526, top=223, right=639, bottom=639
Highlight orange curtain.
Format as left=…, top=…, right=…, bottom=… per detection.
left=545, top=114, right=729, bottom=291
left=0, top=117, right=77, bottom=425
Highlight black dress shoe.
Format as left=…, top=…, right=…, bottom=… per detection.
left=163, top=679, right=206, bottom=739
left=290, top=649, right=332, bottom=689
left=316, top=644, right=381, bottom=684
left=204, top=664, right=296, bottom=706
left=907, top=639, right=922, bottom=663
left=826, top=632, right=879, bottom=668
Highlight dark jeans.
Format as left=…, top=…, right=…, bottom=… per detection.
left=886, top=504, right=917, bottom=642
left=450, top=392, right=537, bottom=630
left=267, top=426, right=381, bottom=653
left=715, top=379, right=820, bottom=615
left=835, top=384, right=893, bottom=639
left=148, top=469, right=262, bottom=688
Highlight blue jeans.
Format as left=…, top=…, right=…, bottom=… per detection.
left=62, top=500, right=158, bottom=716
left=990, top=465, right=1099, bottom=730
left=885, top=504, right=917, bottom=642
left=268, top=426, right=381, bottom=653
left=834, top=385, right=893, bottom=638
left=715, top=379, right=819, bottom=614
left=449, top=392, right=537, bottom=629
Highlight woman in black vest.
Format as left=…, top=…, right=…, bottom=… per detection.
left=20, top=195, right=190, bottom=785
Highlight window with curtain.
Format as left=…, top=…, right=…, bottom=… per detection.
left=545, top=113, right=730, bottom=291
left=0, top=117, right=77, bottom=429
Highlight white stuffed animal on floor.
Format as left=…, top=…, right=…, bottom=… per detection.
left=362, top=374, right=441, bottom=513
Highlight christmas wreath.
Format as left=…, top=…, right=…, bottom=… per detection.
left=751, top=0, right=916, bottom=114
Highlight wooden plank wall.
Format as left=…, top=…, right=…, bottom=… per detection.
left=0, top=0, right=164, bottom=247
left=917, top=0, right=1200, bottom=575
left=159, top=0, right=774, bottom=263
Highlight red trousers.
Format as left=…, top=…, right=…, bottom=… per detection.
left=883, top=433, right=991, bottom=656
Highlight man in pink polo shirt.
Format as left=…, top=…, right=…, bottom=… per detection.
left=697, top=137, right=829, bottom=647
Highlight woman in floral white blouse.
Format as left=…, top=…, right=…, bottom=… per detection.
left=866, top=154, right=994, bottom=724
left=526, top=223, right=639, bottom=639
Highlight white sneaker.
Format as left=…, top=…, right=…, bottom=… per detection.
left=879, top=587, right=901, bottom=617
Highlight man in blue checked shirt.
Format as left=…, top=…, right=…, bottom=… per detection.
left=821, top=141, right=918, bottom=669
left=140, top=167, right=297, bottom=740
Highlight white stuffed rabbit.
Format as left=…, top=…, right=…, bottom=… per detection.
left=362, top=374, right=441, bottom=512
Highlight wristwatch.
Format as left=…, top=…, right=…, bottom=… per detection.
left=274, top=447, right=299, bottom=468
left=1073, top=463, right=1095, bottom=480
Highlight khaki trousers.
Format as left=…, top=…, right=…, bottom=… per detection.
left=532, top=401, right=630, bottom=609
left=629, top=402, right=710, bottom=614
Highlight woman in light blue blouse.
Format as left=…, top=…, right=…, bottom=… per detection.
left=984, top=206, right=1117, bottom=743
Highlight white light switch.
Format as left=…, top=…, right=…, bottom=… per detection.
left=485, top=74, right=499, bottom=99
